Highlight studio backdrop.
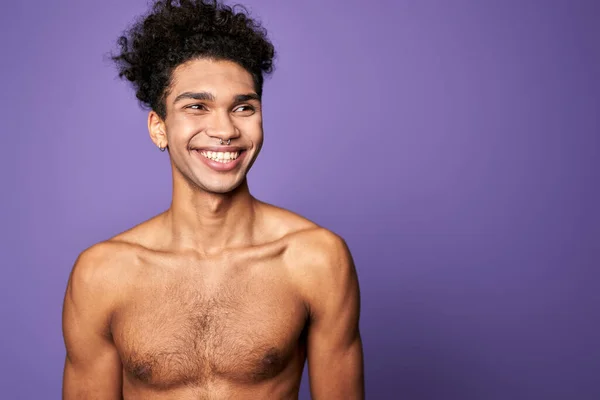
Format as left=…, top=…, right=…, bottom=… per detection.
left=1, top=0, right=599, bottom=399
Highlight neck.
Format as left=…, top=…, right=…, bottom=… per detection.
left=163, top=177, right=258, bottom=255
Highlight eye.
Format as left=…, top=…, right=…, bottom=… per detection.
left=186, top=104, right=207, bottom=111
left=233, top=105, right=255, bottom=114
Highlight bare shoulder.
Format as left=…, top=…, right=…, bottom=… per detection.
left=285, top=226, right=354, bottom=274
left=256, top=200, right=320, bottom=237
left=256, top=200, right=355, bottom=277
left=62, top=240, right=138, bottom=349
left=66, top=240, right=136, bottom=305
left=282, top=226, right=360, bottom=324
left=70, top=239, right=133, bottom=278
left=66, top=218, right=159, bottom=308
left=70, top=212, right=164, bottom=282
left=256, top=201, right=352, bottom=265
left=66, top=212, right=173, bottom=302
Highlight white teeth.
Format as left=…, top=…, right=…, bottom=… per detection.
left=199, top=151, right=240, bottom=163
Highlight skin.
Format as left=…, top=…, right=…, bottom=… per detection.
left=62, top=58, right=364, bottom=399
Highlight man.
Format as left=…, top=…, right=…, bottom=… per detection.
left=61, top=1, right=364, bottom=398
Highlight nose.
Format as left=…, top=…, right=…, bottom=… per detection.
left=205, top=111, right=240, bottom=143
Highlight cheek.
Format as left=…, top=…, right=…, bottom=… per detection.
left=167, top=115, right=206, bottom=143
left=249, top=129, right=264, bottom=146
left=240, top=118, right=263, bottom=142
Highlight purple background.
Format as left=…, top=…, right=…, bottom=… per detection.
left=2, top=0, right=599, bottom=398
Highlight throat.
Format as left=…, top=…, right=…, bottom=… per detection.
left=163, top=191, right=259, bottom=253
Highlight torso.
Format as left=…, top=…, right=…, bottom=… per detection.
left=106, top=203, right=318, bottom=399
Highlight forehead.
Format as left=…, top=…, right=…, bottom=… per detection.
left=168, top=58, right=255, bottom=99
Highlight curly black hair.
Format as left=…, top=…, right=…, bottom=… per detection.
left=111, top=0, right=275, bottom=119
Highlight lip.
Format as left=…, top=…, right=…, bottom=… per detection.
left=192, top=148, right=247, bottom=172
left=193, top=145, right=245, bottom=152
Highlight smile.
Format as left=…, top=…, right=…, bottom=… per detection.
left=193, top=148, right=247, bottom=172
left=200, top=150, right=240, bottom=163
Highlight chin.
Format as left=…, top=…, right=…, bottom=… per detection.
left=198, top=177, right=246, bottom=195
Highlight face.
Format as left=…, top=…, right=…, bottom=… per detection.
left=149, top=58, right=263, bottom=194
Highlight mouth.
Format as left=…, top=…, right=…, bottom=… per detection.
left=198, top=150, right=243, bottom=163
left=191, top=146, right=248, bottom=172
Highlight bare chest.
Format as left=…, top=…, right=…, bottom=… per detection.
left=112, top=261, right=307, bottom=389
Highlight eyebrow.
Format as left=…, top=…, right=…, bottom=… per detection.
left=173, top=91, right=260, bottom=104
left=233, top=93, right=260, bottom=103
left=173, top=91, right=215, bottom=103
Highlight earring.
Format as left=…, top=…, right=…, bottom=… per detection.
left=159, top=145, right=166, bottom=152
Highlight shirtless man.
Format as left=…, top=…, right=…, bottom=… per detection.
left=61, top=1, right=364, bottom=399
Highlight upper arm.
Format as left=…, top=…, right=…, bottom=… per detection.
left=301, top=231, right=364, bottom=400
left=62, top=246, right=123, bottom=399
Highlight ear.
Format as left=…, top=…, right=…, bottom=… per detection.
left=148, top=111, right=168, bottom=150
